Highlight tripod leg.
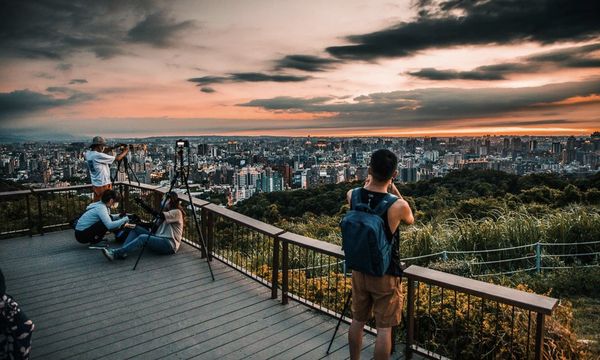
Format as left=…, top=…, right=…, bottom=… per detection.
left=132, top=174, right=178, bottom=271
left=327, top=290, right=352, bottom=354
left=132, top=235, right=149, bottom=271
left=186, top=189, right=215, bottom=281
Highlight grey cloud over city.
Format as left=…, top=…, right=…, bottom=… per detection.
left=325, top=0, right=600, bottom=60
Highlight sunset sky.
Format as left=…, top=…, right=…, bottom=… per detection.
left=0, top=0, right=599, bottom=139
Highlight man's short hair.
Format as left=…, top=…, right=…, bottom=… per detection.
left=101, top=189, right=121, bottom=203
left=369, top=149, right=398, bottom=182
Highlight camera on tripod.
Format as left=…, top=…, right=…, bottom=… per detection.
left=176, top=139, right=189, bottom=149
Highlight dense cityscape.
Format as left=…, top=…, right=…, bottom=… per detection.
left=1, top=133, right=599, bottom=205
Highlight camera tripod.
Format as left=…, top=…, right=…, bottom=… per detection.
left=132, top=141, right=214, bottom=282
left=111, top=147, right=140, bottom=214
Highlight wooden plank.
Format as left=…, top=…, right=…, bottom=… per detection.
left=130, top=302, right=305, bottom=360
left=38, top=281, right=267, bottom=358
left=96, top=297, right=281, bottom=359
left=33, top=269, right=242, bottom=348
left=216, top=308, right=325, bottom=360
left=403, top=265, right=558, bottom=314
left=0, top=230, right=379, bottom=360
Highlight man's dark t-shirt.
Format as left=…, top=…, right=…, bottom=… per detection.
left=358, top=188, right=403, bottom=277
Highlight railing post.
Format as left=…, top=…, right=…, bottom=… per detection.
left=282, top=240, right=289, bottom=305
left=271, top=237, right=280, bottom=299
left=122, top=183, right=129, bottom=211
left=442, top=250, right=448, bottom=261
left=36, top=192, right=44, bottom=236
left=535, top=242, right=541, bottom=273
left=405, top=276, right=415, bottom=359
left=26, top=193, right=33, bottom=237
left=534, top=312, right=545, bottom=360
left=207, top=210, right=214, bottom=261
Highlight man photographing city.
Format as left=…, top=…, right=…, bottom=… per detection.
left=85, top=136, right=129, bottom=201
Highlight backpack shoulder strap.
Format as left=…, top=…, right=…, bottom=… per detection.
left=372, top=194, right=398, bottom=217
left=350, top=187, right=362, bottom=210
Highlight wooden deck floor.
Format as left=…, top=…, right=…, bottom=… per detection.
left=0, top=230, right=407, bottom=360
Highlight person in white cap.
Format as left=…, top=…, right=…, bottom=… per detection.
left=85, top=136, right=129, bottom=201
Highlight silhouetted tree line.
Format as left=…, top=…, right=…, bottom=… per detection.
left=234, top=170, right=600, bottom=222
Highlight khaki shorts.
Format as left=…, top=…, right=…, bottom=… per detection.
left=351, top=270, right=403, bottom=328
left=92, top=184, right=112, bottom=202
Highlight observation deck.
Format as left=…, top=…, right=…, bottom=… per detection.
left=0, top=183, right=558, bottom=359
left=0, top=231, right=390, bottom=359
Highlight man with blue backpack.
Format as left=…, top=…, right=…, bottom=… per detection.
left=341, top=149, right=414, bottom=360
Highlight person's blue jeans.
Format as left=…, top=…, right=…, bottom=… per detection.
left=113, top=226, right=175, bottom=258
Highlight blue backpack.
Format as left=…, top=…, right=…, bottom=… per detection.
left=340, top=188, right=398, bottom=276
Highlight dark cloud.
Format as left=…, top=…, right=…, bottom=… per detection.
left=274, top=55, right=341, bottom=72
left=69, top=79, right=88, bottom=84
left=200, top=87, right=216, bottom=93
left=56, top=63, right=72, bottom=71
left=0, top=89, right=94, bottom=120
left=188, top=72, right=311, bottom=86
left=407, top=68, right=507, bottom=80
left=0, top=0, right=193, bottom=60
left=127, top=11, right=195, bottom=47
left=239, top=79, right=600, bottom=128
left=326, top=0, right=600, bottom=60
left=487, top=119, right=571, bottom=127
left=46, top=86, right=72, bottom=93
left=34, top=72, right=55, bottom=79
left=408, top=43, right=600, bottom=81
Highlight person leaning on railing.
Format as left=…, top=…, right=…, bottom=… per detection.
left=74, top=190, right=129, bottom=245
left=345, top=149, right=414, bottom=360
left=101, top=191, right=184, bottom=261
left=1, top=268, right=35, bottom=360
left=85, top=136, right=129, bottom=202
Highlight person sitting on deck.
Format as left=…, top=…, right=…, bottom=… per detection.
left=74, top=190, right=129, bottom=245
left=102, top=191, right=184, bottom=260
left=1, top=267, right=35, bottom=360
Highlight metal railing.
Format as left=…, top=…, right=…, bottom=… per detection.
left=0, top=183, right=561, bottom=359
left=404, top=266, right=558, bottom=360
left=0, top=185, right=93, bottom=238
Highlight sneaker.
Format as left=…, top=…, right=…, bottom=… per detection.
left=88, top=240, right=109, bottom=250
left=102, top=248, right=115, bottom=261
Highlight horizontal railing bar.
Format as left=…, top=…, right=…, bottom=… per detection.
left=0, top=228, right=30, bottom=236
left=541, top=240, right=600, bottom=246
left=410, top=344, right=451, bottom=360
left=278, top=232, right=344, bottom=258
left=401, top=252, right=444, bottom=261
left=540, top=264, right=600, bottom=269
left=32, top=184, right=93, bottom=193
left=445, top=242, right=535, bottom=254
left=470, top=254, right=536, bottom=266
left=541, top=252, right=600, bottom=258
left=473, top=267, right=537, bottom=277
left=404, top=265, right=558, bottom=314
left=42, top=223, right=69, bottom=229
left=204, top=203, right=284, bottom=237
left=0, top=189, right=33, bottom=196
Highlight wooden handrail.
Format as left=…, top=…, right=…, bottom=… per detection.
left=278, top=232, right=344, bottom=258
left=203, top=203, right=284, bottom=237
left=0, top=189, right=33, bottom=196
left=32, top=184, right=93, bottom=193
left=403, top=265, right=558, bottom=315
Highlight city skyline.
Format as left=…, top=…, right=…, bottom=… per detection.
left=1, top=0, right=599, bottom=139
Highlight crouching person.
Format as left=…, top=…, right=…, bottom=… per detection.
left=102, top=192, right=184, bottom=261
left=74, top=190, right=129, bottom=245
